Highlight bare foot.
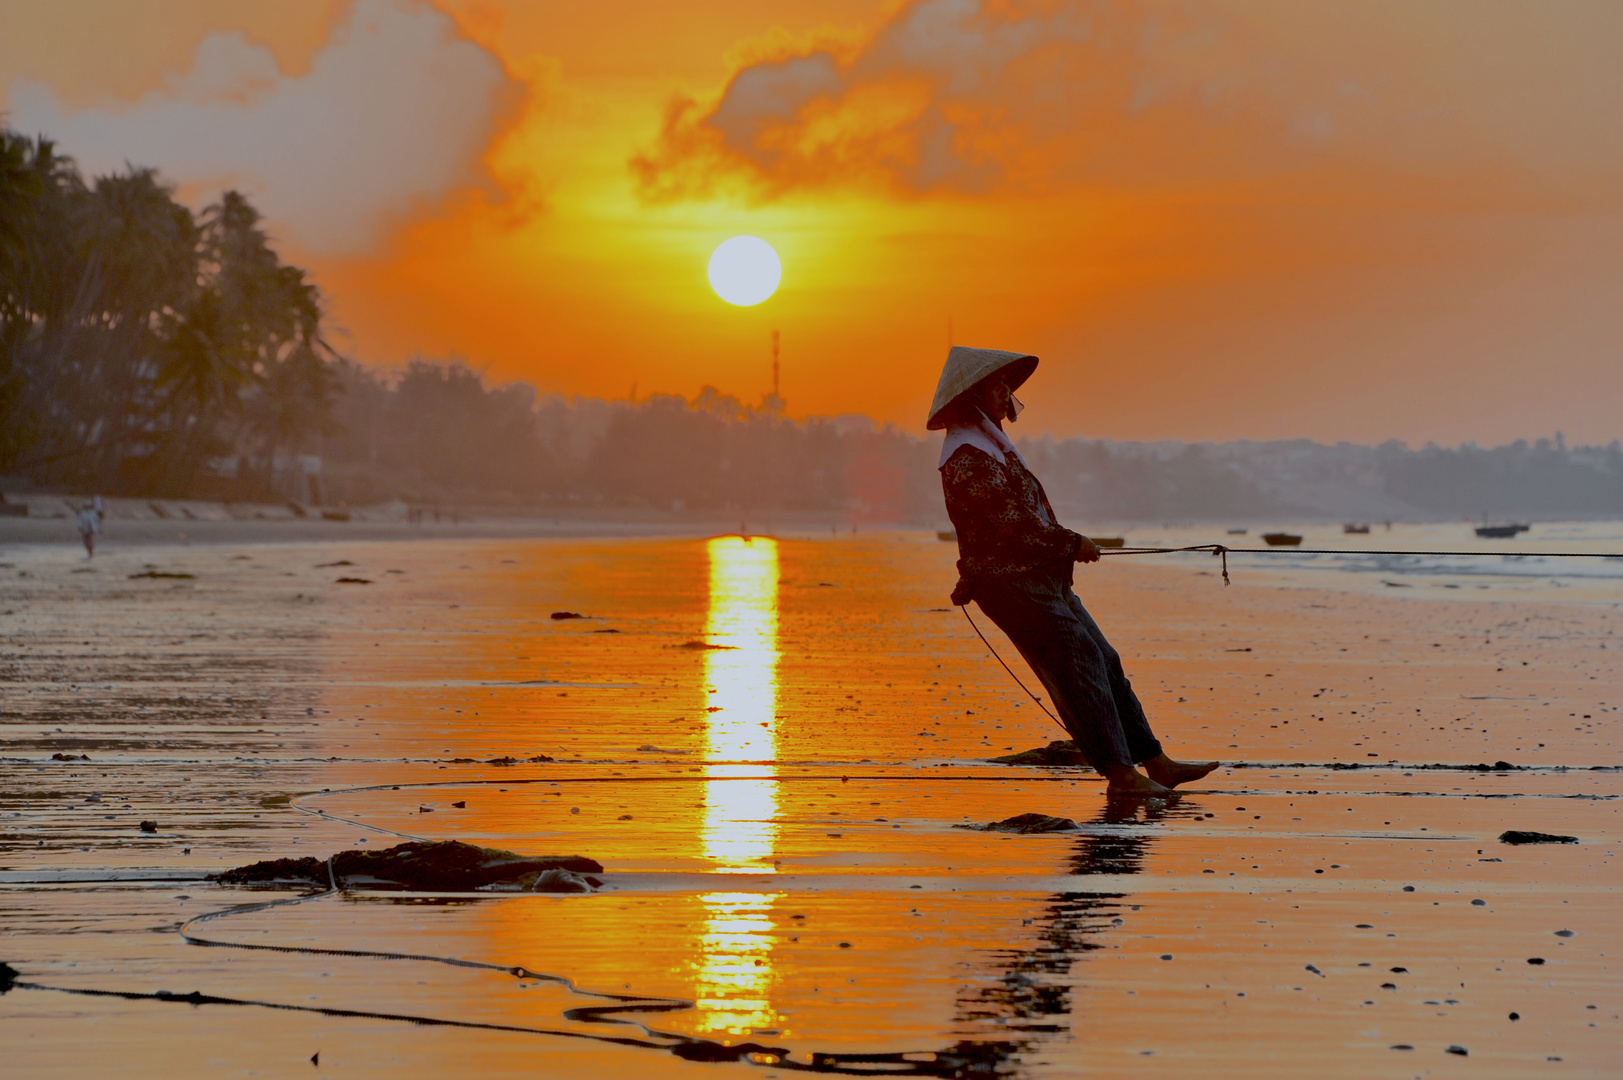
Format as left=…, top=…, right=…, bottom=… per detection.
left=1103, top=765, right=1174, bottom=798
left=1144, top=754, right=1221, bottom=789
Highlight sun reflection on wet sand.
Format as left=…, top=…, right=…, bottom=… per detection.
left=9, top=535, right=1623, bottom=1075
left=693, top=891, right=783, bottom=1036
left=695, top=536, right=783, bottom=1037
left=700, top=535, right=780, bottom=873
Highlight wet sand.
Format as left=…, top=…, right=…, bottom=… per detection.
left=2, top=530, right=1618, bottom=1077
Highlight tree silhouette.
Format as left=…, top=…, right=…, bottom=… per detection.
left=0, top=126, right=342, bottom=495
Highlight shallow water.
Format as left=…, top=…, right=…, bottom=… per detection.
left=2, top=534, right=1618, bottom=1076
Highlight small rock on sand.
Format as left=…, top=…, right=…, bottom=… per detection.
left=529, top=868, right=598, bottom=893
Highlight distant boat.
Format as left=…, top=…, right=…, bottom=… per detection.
left=1262, top=532, right=1303, bottom=546
left=1343, top=523, right=1370, bottom=534
left=1092, top=537, right=1125, bottom=548
left=937, top=530, right=957, bottom=542
left=1226, top=527, right=1247, bottom=535
left=1475, top=524, right=1524, bottom=539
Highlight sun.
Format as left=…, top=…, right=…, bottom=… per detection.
left=708, top=236, right=781, bottom=306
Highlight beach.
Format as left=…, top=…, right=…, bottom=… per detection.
left=2, top=523, right=1618, bottom=1077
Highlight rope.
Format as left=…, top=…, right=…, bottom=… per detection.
left=959, top=605, right=1063, bottom=729
left=1136, top=546, right=1623, bottom=558
left=177, top=865, right=703, bottom=1037
left=162, top=853, right=960, bottom=1074
left=1100, top=543, right=1230, bottom=584
left=958, top=537, right=1623, bottom=735
left=14, top=974, right=966, bottom=1071
left=1099, top=542, right=1623, bottom=579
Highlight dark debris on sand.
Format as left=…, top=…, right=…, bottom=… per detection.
left=443, top=754, right=553, bottom=764
left=987, top=741, right=1093, bottom=768
left=1499, top=830, right=1579, bottom=845
left=954, top=813, right=1081, bottom=834
left=214, top=840, right=603, bottom=892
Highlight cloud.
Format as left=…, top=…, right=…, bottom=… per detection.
left=633, top=0, right=1429, bottom=201
left=7, top=0, right=524, bottom=254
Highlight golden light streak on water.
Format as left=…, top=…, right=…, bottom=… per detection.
left=700, top=535, right=780, bottom=873
left=694, top=536, right=783, bottom=1036
left=692, top=890, right=784, bottom=1037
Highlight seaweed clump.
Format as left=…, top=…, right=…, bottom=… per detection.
left=954, top=813, right=1081, bottom=834
left=988, top=741, right=1092, bottom=768
left=213, top=840, right=603, bottom=891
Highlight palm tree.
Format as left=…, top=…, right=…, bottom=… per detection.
left=0, top=132, right=82, bottom=466
left=2, top=128, right=345, bottom=494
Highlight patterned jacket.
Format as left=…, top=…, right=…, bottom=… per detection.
left=940, top=444, right=1081, bottom=597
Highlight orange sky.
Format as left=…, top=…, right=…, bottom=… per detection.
left=3, top=0, right=1621, bottom=445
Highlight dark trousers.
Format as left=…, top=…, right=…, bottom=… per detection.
left=973, top=573, right=1162, bottom=771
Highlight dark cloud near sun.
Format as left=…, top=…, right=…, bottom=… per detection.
left=8, top=0, right=526, bottom=255
left=632, top=0, right=1421, bottom=201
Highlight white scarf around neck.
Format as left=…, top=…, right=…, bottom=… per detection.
left=937, top=409, right=1027, bottom=470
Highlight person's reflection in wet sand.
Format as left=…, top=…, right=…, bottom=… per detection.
left=941, top=798, right=1189, bottom=1066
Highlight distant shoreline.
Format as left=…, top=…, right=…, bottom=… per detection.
left=0, top=498, right=935, bottom=551
left=5, top=493, right=1619, bottom=555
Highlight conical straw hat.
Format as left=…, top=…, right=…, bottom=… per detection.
left=925, top=346, right=1038, bottom=430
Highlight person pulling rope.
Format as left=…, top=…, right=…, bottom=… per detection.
left=928, top=346, right=1220, bottom=798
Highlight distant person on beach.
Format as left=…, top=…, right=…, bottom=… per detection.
left=930, top=347, right=1220, bottom=797
left=76, top=499, right=101, bottom=557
